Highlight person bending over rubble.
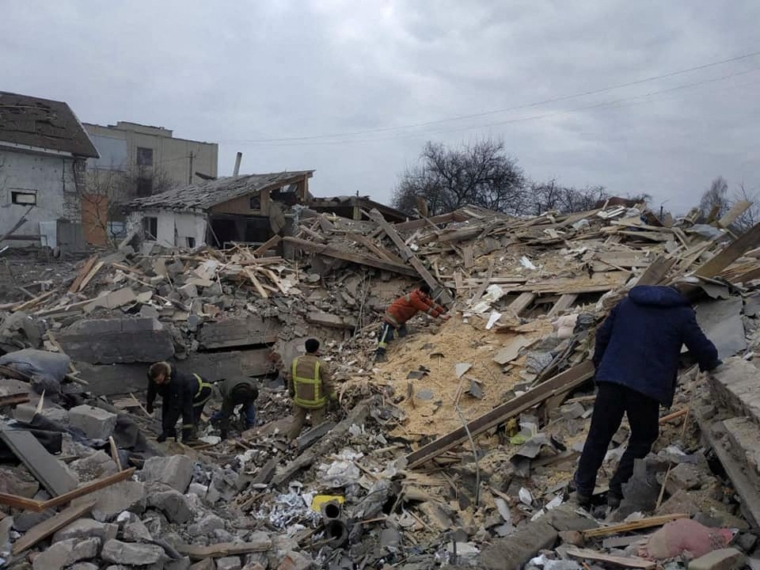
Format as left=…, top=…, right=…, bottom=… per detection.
left=147, top=362, right=213, bottom=443
left=572, top=285, right=720, bottom=510
left=211, top=377, right=259, bottom=440
left=287, top=338, right=334, bottom=441
left=375, top=283, right=450, bottom=362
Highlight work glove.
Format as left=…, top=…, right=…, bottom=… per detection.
left=157, top=432, right=168, bottom=443
left=146, top=403, right=154, bottom=415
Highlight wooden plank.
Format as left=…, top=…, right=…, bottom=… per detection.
left=394, top=213, right=456, bottom=232
left=0, top=468, right=136, bottom=512
left=12, top=290, right=56, bottom=313
left=252, top=234, right=282, bottom=257
left=176, top=541, right=272, bottom=560
left=405, top=361, right=595, bottom=469
left=78, top=261, right=104, bottom=292
left=69, top=256, right=98, bottom=293
left=0, top=429, right=78, bottom=497
left=346, top=232, right=405, bottom=266
left=694, top=221, right=760, bottom=279
left=462, top=244, right=474, bottom=269
left=368, top=209, right=454, bottom=305
left=547, top=294, right=577, bottom=318
left=12, top=499, right=96, bottom=555
left=0, top=394, right=30, bottom=406
left=284, top=237, right=419, bottom=277
left=245, top=268, right=269, bottom=299
left=581, top=513, right=689, bottom=539
left=566, top=548, right=655, bottom=569
left=636, top=256, right=676, bottom=286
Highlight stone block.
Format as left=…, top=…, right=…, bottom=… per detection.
left=58, top=317, right=174, bottom=364
left=69, top=406, right=118, bottom=440
left=53, top=517, right=118, bottom=544
left=198, top=316, right=279, bottom=350
left=69, top=451, right=119, bottom=483
left=709, top=357, right=760, bottom=422
left=147, top=487, right=193, bottom=524
left=689, top=548, right=746, bottom=570
left=217, top=557, right=242, bottom=570
left=101, top=539, right=165, bottom=566
left=480, top=520, right=558, bottom=570
left=72, top=480, right=146, bottom=522
left=33, top=538, right=100, bottom=570
left=189, top=559, right=215, bottom=570
left=187, top=514, right=225, bottom=538
left=276, top=551, right=313, bottom=570
left=544, top=504, right=598, bottom=532
left=140, top=455, right=195, bottom=493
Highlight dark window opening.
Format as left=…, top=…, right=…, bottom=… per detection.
left=186, top=237, right=196, bottom=248
left=271, top=185, right=299, bottom=207
left=136, top=147, right=153, bottom=167
left=11, top=190, right=37, bottom=205
left=142, top=217, right=158, bottom=239
left=136, top=176, right=153, bottom=197
left=249, top=195, right=261, bottom=209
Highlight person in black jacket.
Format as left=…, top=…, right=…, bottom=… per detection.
left=573, top=285, right=720, bottom=509
left=147, top=362, right=213, bottom=443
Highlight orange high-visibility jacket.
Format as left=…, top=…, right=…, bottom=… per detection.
left=383, top=289, right=446, bottom=327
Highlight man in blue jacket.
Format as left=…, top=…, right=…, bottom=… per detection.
left=573, top=285, right=720, bottom=509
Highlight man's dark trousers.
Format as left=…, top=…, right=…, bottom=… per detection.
left=574, top=382, right=660, bottom=498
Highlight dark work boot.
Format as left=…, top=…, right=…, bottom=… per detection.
left=607, top=491, right=623, bottom=510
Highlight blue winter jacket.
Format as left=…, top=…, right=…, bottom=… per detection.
left=593, top=286, right=719, bottom=407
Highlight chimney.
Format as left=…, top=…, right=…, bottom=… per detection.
left=233, top=152, right=243, bottom=177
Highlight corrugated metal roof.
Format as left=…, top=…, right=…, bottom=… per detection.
left=128, top=170, right=314, bottom=211
left=0, top=91, right=99, bottom=158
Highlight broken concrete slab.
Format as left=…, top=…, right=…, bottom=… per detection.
left=709, top=357, right=760, bottom=423
left=216, top=557, right=242, bottom=570
left=689, top=548, right=746, bottom=570
left=494, top=336, right=534, bottom=365
left=69, top=451, right=119, bottom=483
left=72, top=480, right=147, bottom=522
left=83, top=287, right=137, bottom=314
left=276, top=550, right=313, bottom=570
left=306, top=311, right=356, bottom=330
left=480, top=519, right=558, bottom=569
left=101, top=539, right=165, bottom=566
left=544, top=505, right=598, bottom=532
left=58, top=317, right=174, bottom=364
left=69, top=405, right=118, bottom=440
left=147, top=487, right=193, bottom=524
left=32, top=538, right=100, bottom=570
left=141, top=455, right=194, bottom=494
left=53, top=517, right=118, bottom=545
left=696, top=298, right=747, bottom=359
left=198, top=316, right=279, bottom=350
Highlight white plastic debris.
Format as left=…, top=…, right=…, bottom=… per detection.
left=486, top=311, right=502, bottom=330
left=455, top=363, right=472, bottom=378
left=483, top=284, right=507, bottom=303
left=546, top=494, right=564, bottom=510
left=199, top=435, right=221, bottom=445
left=520, top=256, right=537, bottom=270
left=519, top=487, right=533, bottom=506
left=571, top=218, right=591, bottom=231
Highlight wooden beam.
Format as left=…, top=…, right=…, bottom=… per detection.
left=368, top=209, right=454, bottom=305
left=69, top=256, right=98, bottom=293
left=284, top=237, right=418, bottom=277
left=252, top=235, right=281, bottom=257
left=393, top=213, right=456, bottom=232
left=581, top=513, right=688, bottom=539
left=78, top=261, right=104, bottom=292
left=718, top=200, right=751, bottom=229
left=694, top=221, right=760, bottom=279
left=636, top=255, right=676, bottom=286
left=547, top=294, right=578, bottom=318
left=0, top=468, right=136, bottom=512
left=176, top=541, right=272, bottom=561
left=244, top=268, right=269, bottom=299
left=345, top=232, right=406, bottom=265
left=566, top=548, right=655, bottom=569
left=509, top=292, right=535, bottom=317
left=405, top=361, right=595, bottom=469
left=12, top=499, right=96, bottom=555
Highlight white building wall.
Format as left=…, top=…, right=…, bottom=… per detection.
left=0, top=148, right=79, bottom=245
left=127, top=209, right=207, bottom=248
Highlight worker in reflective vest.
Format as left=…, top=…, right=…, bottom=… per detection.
left=147, top=362, right=213, bottom=443
left=376, top=283, right=450, bottom=362
left=286, top=338, right=334, bottom=441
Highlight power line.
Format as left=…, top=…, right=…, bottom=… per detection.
left=226, top=48, right=760, bottom=144
left=226, top=66, right=760, bottom=147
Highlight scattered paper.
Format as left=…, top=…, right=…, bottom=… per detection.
left=520, top=256, right=537, bottom=270
left=486, top=311, right=502, bottom=330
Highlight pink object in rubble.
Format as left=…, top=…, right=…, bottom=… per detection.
left=641, top=518, right=734, bottom=560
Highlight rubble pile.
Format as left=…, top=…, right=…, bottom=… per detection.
left=0, top=199, right=760, bottom=568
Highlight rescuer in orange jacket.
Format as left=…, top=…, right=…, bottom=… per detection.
left=375, top=283, right=449, bottom=362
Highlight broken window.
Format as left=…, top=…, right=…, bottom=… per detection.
left=186, top=236, right=196, bottom=248
left=136, top=147, right=153, bottom=167
left=10, top=190, right=37, bottom=205
left=142, top=216, right=158, bottom=239
left=107, top=221, right=126, bottom=239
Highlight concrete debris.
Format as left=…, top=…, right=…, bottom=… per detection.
left=689, top=548, right=746, bottom=570
left=0, top=200, right=759, bottom=570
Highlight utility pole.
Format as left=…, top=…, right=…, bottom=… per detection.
left=188, top=152, right=194, bottom=184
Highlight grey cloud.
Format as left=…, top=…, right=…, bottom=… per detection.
left=2, top=0, right=759, bottom=215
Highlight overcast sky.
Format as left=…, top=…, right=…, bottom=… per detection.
left=2, top=1, right=759, bottom=214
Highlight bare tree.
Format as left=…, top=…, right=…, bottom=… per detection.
left=392, top=138, right=527, bottom=216
left=527, top=179, right=610, bottom=215
left=699, top=176, right=730, bottom=220
left=731, top=183, right=760, bottom=233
